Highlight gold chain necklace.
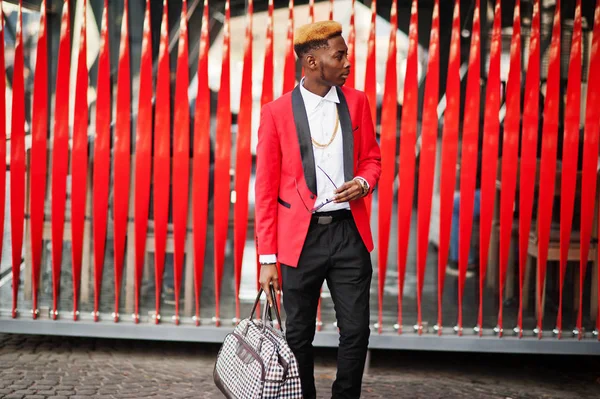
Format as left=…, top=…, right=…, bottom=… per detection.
left=311, top=108, right=340, bottom=149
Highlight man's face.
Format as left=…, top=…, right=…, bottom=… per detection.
left=310, top=35, right=351, bottom=86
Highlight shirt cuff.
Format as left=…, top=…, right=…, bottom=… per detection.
left=259, top=254, right=277, bottom=264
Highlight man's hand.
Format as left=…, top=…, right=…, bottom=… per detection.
left=259, top=263, right=280, bottom=307
left=334, top=179, right=365, bottom=203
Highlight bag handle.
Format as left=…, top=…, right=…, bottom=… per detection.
left=249, top=286, right=283, bottom=332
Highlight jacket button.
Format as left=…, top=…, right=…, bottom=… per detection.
left=310, top=194, right=315, bottom=199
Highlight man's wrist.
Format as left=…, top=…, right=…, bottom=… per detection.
left=353, top=177, right=369, bottom=196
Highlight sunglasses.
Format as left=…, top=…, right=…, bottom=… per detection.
left=295, top=166, right=338, bottom=213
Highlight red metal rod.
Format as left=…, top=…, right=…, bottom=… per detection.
left=173, top=0, right=191, bottom=326
left=416, top=0, right=440, bottom=335
left=363, top=0, right=377, bottom=219
left=51, top=0, right=71, bottom=321
left=329, top=0, right=334, bottom=20
left=234, top=0, right=254, bottom=323
left=71, top=0, right=89, bottom=321
left=397, top=0, right=419, bottom=334
left=500, top=0, right=522, bottom=337
left=437, top=0, right=460, bottom=335
left=133, top=0, right=153, bottom=324
left=345, top=0, right=356, bottom=90
left=377, top=0, right=397, bottom=334
left=214, top=0, right=232, bottom=327
left=536, top=0, right=561, bottom=338
left=113, top=0, right=132, bottom=323
left=459, top=0, right=481, bottom=335
left=556, top=0, right=582, bottom=339
left=519, top=0, right=541, bottom=337
left=581, top=0, right=600, bottom=339
left=192, top=0, right=212, bottom=326
left=258, top=0, right=274, bottom=318
left=10, top=0, right=25, bottom=319
left=479, top=0, right=501, bottom=335
left=92, top=0, right=111, bottom=323
left=29, top=0, right=48, bottom=320
left=282, top=0, right=296, bottom=95
left=153, top=0, right=171, bottom=325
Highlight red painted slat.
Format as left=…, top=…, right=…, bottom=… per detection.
left=581, top=0, right=600, bottom=339
left=376, top=0, right=397, bottom=334
left=437, top=0, right=460, bottom=335
left=92, top=0, right=111, bottom=322
left=258, top=0, right=274, bottom=317
left=282, top=0, right=295, bottom=95
left=50, top=0, right=71, bottom=321
left=10, top=1, right=25, bottom=319
left=345, top=0, right=356, bottom=90
left=133, top=0, right=153, bottom=323
left=556, top=0, right=582, bottom=338
left=415, top=0, right=439, bottom=334
left=309, top=0, right=314, bottom=23
left=153, top=0, right=171, bottom=324
left=458, top=0, right=481, bottom=335
left=29, top=0, right=48, bottom=320
left=0, top=6, right=4, bottom=313
left=479, top=0, right=501, bottom=335
left=535, top=0, right=561, bottom=337
left=417, top=0, right=440, bottom=334
left=499, top=0, right=522, bottom=336
left=234, top=0, right=253, bottom=323
left=519, top=0, right=540, bottom=336
left=396, top=0, right=418, bottom=334
left=329, top=0, right=334, bottom=20
left=0, top=5, right=5, bottom=289
left=192, top=0, right=211, bottom=326
left=71, top=0, right=89, bottom=321
left=214, top=0, right=232, bottom=327
left=173, top=0, right=191, bottom=326
left=113, top=0, right=132, bottom=323
left=363, top=0, right=377, bottom=219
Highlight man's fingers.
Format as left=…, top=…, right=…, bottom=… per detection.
left=334, top=180, right=362, bottom=203
left=271, top=277, right=281, bottom=296
left=262, top=282, right=273, bottom=306
left=335, top=187, right=361, bottom=202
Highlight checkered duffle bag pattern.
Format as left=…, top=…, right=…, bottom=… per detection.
left=258, top=322, right=302, bottom=398
left=214, top=290, right=302, bottom=399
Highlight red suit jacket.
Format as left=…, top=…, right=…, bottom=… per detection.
left=255, top=85, right=381, bottom=267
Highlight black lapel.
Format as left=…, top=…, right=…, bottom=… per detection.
left=291, top=86, right=317, bottom=195
left=336, top=87, right=354, bottom=182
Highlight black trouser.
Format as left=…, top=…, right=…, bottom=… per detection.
left=282, top=211, right=372, bottom=399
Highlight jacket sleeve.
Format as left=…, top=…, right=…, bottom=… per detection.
left=354, top=93, right=382, bottom=194
left=255, top=103, right=281, bottom=255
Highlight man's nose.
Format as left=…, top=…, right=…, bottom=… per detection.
left=344, top=57, right=351, bottom=70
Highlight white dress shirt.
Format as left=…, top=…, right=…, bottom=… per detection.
left=259, top=80, right=366, bottom=265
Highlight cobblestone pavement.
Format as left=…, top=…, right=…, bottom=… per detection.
left=0, top=333, right=599, bottom=399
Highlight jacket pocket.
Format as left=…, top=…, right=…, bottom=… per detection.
left=277, top=197, right=291, bottom=209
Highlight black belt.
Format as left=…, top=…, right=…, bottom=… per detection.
left=311, top=209, right=352, bottom=225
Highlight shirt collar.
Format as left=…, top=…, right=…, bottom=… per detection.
left=299, top=77, right=339, bottom=114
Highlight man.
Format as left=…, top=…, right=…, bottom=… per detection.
left=255, top=21, right=381, bottom=399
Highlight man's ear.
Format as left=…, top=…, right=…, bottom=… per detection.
left=305, top=54, right=317, bottom=71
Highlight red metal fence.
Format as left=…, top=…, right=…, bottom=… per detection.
left=2, top=0, right=600, bottom=347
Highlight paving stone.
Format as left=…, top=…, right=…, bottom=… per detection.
left=35, top=390, right=56, bottom=395
left=55, top=391, right=75, bottom=396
